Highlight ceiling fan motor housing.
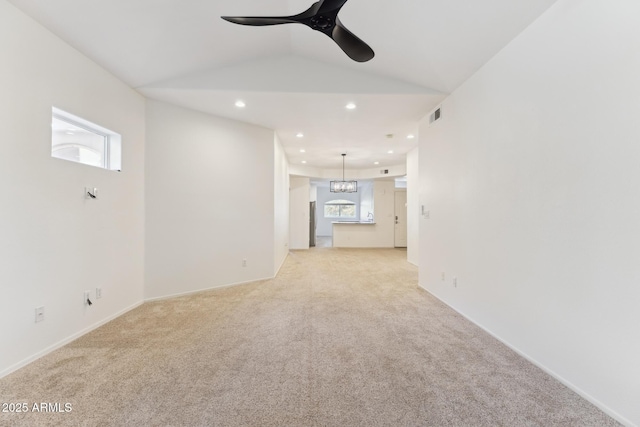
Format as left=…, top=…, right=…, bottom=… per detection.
left=309, top=15, right=335, bottom=32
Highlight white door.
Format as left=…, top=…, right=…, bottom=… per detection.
left=394, top=191, right=408, bottom=248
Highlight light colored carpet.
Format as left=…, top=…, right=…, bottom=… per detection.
left=0, top=248, right=619, bottom=426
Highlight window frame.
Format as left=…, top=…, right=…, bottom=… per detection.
left=51, top=107, right=121, bottom=171
left=324, top=199, right=357, bottom=219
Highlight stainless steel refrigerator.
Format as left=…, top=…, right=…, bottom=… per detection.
left=309, top=201, right=316, bottom=247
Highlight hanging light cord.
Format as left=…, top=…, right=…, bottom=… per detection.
left=342, top=153, right=346, bottom=181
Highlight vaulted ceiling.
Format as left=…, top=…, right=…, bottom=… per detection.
left=9, top=0, right=558, bottom=170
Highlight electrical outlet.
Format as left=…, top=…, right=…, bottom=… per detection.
left=242, top=259, right=247, bottom=267
left=35, top=306, right=45, bottom=323
left=441, top=272, right=445, bottom=281
left=96, top=288, right=102, bottom=299
left=453, top=277, right=458, bottom=288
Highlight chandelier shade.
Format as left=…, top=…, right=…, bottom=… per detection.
left=329, top=180, right=358, bottom=193
left=330, top=153, right=357, bottom=193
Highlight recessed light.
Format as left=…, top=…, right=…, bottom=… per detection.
left=407, top=134, right=415, bottom=139
left=345, top=103, right=356, bottom=110
left=302, top=160, right=307, bottom=164
left=235, top=100, right=246, bottom=108
left=296, top=133, right=304, bottom=138
left=388, top=150, right=394, bottom=154
left=300, top=149, right=306, bottom=153
left=374, top=161, right=380, bottom=165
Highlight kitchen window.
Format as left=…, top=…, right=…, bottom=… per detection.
left=324, top=199, right=356, bottom=218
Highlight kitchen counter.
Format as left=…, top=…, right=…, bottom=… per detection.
left=332, top=220, right=393, bottom=248
left=332, top=221, right=376, bottom=225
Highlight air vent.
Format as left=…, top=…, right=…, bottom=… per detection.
left=380, top=169, right=389, bottom=175
left=429, top=107, right=441, bottom=124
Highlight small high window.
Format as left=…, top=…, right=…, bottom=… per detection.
left=51, top=107, right=121, bottom=170
left=324, top=199, right=356, bottom=218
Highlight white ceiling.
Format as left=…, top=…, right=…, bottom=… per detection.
left=9, top=0, right=558, bottom=170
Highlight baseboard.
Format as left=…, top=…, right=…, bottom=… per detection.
left=0, top=300, right=144, bottom=380
left=419, top=283, right=635, bottom=427
left=145, top=276, right=275, bottom=302
left=2, top=272, right=285, bottom=378
left=146, top=255, right=291, bottom=303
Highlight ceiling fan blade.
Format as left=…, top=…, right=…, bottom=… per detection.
left=317, top=0, right=349, bottom=14
left=221, top=16, right=296, bottom=26
left=221, top=0, right=375, bottom=63
left=331, top=19, right=374, bottom=62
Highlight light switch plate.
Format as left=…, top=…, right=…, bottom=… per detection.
left=35, top=306, right=44, bottom=323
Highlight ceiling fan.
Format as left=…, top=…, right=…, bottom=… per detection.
left=221, top=0, right=374, bottom=63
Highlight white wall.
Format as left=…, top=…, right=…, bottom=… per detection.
left=145, top=100, right=277, bottom=300
left=418, top=0, right=640, bottom=425
left=406, top=147, right=419, bottom=266
left=309, top=184, right=317, bottom=203
left=358, top=181, right=374, bottom=222
left=0, top=0, right=145, bottom=377
left=273, top=135, right=290, bottom=274
left=289, top=177, right=310, bottom=250
left=289, top=163, right=407, bottom=181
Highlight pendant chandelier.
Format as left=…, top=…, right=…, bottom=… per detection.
left=330, top=153, right=357, bottom=193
